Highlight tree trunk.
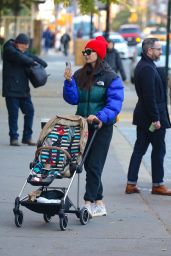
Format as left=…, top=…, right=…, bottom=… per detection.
left=104, top=0, right=110, bottom=40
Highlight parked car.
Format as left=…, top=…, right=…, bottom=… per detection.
left=143, top=26, right=157, bottom=36
left=130, top=41, right=171, bottom=84
left=147, top=27, right=171, bottom=42
left=108, top=32, right=130, bottom=59
left=118, top=24, right=144, bottom=46
left=93, top=31, right=130, bottom=59
left=147, top=27, right=167, bottom=41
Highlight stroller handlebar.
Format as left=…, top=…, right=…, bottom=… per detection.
left=90, top=119, right=101, bottom=130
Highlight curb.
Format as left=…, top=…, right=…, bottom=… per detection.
left=111, top=126, right=151, bottom=183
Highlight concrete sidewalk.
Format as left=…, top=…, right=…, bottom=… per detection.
left=0, top=52, right=171, bottom=256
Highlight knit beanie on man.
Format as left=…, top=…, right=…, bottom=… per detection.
left=85, top=36, right=108, bottom=60
left=15, top=33, right=29, bottom=44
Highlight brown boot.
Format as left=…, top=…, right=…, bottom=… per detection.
left=125, top=184, right=140, bottom=194
left=151, top=185, right=171, bottom=196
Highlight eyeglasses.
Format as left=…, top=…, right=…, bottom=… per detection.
left=151, top=47, right=162, bottom=51
left=82, top=49, right=95, bottom=56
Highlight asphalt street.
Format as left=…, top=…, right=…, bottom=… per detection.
left=0, top=51, right=171, bottom=256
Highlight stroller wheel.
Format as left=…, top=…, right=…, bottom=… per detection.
left=79, top=207, right=89, bottom=225
left=59, top=214, right=68, bottom=231
left=43, top=213, right=51, bottom=223
left=15, top=210, right=23, bottom=227
left=29, top=162, right=33, bottom=169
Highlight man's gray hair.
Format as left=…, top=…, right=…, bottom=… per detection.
left=142, top=38, right=159, bottom=54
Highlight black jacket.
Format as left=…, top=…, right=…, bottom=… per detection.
left=104, top=48, right=126, bottom=81
left=2, top=39, right=47, bottom=97
left=133, top=53, right=171, bottom=129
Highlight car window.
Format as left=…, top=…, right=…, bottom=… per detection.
left=151, top=30, right=166, bottom=35
left=161, top=45, right=171, bottom=55
left=119, top=28, right=140, bottom=34
left=137, top=46, right=142, bottom=56
left=162, top=45, right=166, bottom=55
left=110, top=38, right=124, bottom=43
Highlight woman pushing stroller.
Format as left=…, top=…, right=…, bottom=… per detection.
left=63, top=36, right=124, bottom=217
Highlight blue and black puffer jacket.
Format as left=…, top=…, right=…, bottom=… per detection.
left=63, top=61, right=124, bottom=125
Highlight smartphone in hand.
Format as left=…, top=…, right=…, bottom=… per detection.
left=149, top=123, right=156, bottom=132
left=66, top=61, right=71, bottom=70
left=65, top=61, right=72, bottom=81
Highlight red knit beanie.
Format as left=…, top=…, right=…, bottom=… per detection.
left=85, top=36, right=108, bottom=60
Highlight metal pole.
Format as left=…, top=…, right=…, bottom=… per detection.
left=166, top=0, right=171, bottom=83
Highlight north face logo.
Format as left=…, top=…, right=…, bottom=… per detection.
left=96, top=81, right=104, bottom=86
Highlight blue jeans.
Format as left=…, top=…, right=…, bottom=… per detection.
left=5, top=97, right=34, bottom=141
left=127, top=126, right=166, bottom=185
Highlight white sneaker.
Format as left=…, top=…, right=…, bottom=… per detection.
left=92, top=204, right=107, bottom=217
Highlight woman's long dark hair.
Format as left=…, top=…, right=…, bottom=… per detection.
left=76, top=57, right=102, bottom=90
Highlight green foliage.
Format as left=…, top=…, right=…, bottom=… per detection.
left=78, top=0, right=96, bottom=14
left=1, top=0, right=128, bottom=16
left=53, top=0, right=119, bottom=14
left=54, top=0, right=97, bottom=12
left=111, top=8, right=130, bottom=31
left=54, top=0, right=71, bottom=7
left=0, top=0, right=34, bottom=16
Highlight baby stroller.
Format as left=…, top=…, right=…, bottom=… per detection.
left=13, top=115, right=99, bottom=231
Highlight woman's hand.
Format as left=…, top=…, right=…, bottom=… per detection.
left=87, top=115, right=102, bottom=128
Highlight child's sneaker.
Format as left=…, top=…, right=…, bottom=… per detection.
left=92, top=204, right=107, bottom=217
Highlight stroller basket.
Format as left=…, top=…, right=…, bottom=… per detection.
left=21, top=190, right=72, bottom=215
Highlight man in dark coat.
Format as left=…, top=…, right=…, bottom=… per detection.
left=42, top=27, right=54, bottom=54
left=60, top=32, right=70, bottom=56
left=104, top=40, right=127, bottom=81
left=125, top=38, right=171, bottom=195
left=2, top=33, right=47, bottom=146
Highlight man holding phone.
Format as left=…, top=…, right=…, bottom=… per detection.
left=125, top=38, right=171, bottom=195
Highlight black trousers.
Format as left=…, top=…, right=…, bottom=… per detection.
left=127, top=126, right=166, bottom=185
left=84, top=124, right=113, bottom=202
